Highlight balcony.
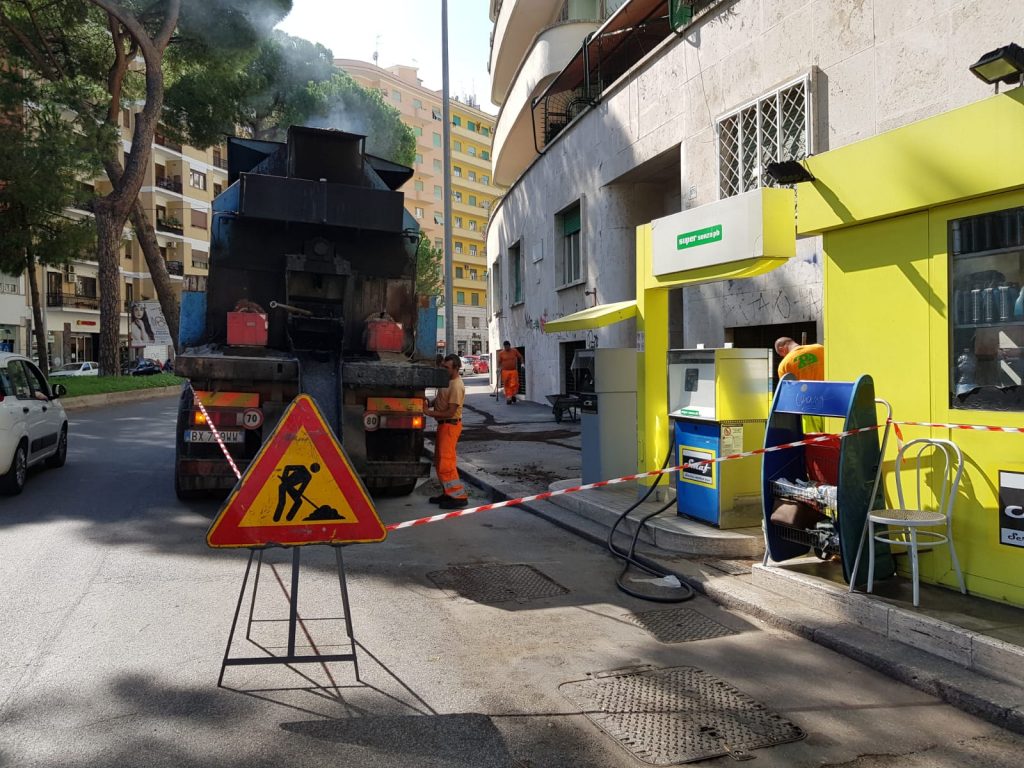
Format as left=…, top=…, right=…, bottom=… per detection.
left=154, top=131, right=182, bottom=152
left=155, top=177, right=183, bottom=194
left=156, top=218, right=184, bottom=236
left=212, top=150, right=225, bottom=169
left=166, top=261, right=184, bottom=276
left=47, top=293, right=99, bottom=310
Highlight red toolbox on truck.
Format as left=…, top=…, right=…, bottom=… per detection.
left=227, top=311, right=268, bottom=346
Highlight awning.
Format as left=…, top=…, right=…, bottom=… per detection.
left=543, top=300, right=637, bottom=333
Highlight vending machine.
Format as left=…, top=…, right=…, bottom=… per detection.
left=580, top=348, right=638, bottom=485
left=668, top=348, right=773, bottom=528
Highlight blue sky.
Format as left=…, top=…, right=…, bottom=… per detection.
left=276, top=0, right=498, bottom=114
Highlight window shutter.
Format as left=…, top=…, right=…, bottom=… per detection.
left=562, top=207, right=581, bottom=235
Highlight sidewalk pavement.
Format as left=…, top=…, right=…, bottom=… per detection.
left=425, top=376, right=1024, bottom=735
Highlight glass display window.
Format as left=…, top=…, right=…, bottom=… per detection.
left=949, top=206, right=1024, bottom=411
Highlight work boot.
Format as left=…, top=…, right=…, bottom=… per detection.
left=506, top=398, right=512, bottom=405
left=439, top=496, right=468, bottom=509
left=511, top=396, right=517, bottom=403
left=428, top=493, right=446, bottom=504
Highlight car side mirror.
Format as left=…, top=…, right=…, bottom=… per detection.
left=52, top=384, right=67, bottom=398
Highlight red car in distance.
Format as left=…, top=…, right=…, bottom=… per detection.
left=472, top=357, right=489, bottom=374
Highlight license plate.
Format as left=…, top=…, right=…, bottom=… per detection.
left=184, top=429, right=244, bottom=444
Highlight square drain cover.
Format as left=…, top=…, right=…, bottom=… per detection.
left=427, top=564, right=569, bottom=604
left=560, top=666, right=805, bottom=765
left=627, top=607, right=737, bottom=643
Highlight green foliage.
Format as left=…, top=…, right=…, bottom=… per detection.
left=415, top=236, right=444, bottom=300
left=308, top=71, right=416, bottom=166
left=0, top=98, right=99, bottom=275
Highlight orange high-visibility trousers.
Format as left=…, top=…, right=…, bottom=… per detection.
left=436, top=422, right=467, bottom=499
left=501, top=369, right=519, bottom=399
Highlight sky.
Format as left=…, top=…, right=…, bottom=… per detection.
left=276, top=0, right=498, bottom=114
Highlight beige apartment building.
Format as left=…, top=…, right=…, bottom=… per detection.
left=0, top=108, right=225, bottom=367
left=337, top=59, right=500, bottom=356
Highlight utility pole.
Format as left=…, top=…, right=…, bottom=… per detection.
left=441, top=0, right=455, bottom=354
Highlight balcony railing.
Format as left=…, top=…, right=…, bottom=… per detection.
left=154, top=132, right=182, bottom=152
left=48, top=293, right=99, bottom=310
left=212, top=151, right=225, bottom=169
left=156, top=219, right=184, bottom=236
left=155, top=177, right=182, bottom=193
left=166, top=261, right=184, bottom=276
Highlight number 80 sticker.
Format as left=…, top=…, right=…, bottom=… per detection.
left=241, top=408, right=264, bottom=430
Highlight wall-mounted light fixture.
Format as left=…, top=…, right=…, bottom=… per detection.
left=969, top=43, right=1024, bottom=90
left=765, top=160, right=815, bottom=185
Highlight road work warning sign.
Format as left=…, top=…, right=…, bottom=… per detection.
left=207, top=394, right=387, bottom=548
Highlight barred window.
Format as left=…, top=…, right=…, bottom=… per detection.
left=717, top=76, right=810, bottom=198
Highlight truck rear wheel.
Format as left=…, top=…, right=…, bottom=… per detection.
left=367, top=479, right=418, bottom=498
left=174, top=463, right=206, bottom=501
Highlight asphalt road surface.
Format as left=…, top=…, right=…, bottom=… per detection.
left=1, top=396, right=1022, bottom=767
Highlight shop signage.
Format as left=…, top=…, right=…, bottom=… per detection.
left=999, top=471, right=1024, bottom=548
left=679, top=445, right=716, bottom=488
left=75, top=320, right=97, bottom=327
left=677, top=225, right=723, bottom=250
left=651, top=188, right=791, bottom=278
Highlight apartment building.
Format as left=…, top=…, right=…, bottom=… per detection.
left=337, top=59, right=499, bottom=356
left=486, top=0, right=1020, bottom=401
left=1, top=109, right=225, bottom=368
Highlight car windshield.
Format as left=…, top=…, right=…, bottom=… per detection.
left=57, top=363, right=82, bottom=371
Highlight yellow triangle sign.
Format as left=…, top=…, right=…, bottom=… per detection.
left=207, top=395, right=386, bottom=548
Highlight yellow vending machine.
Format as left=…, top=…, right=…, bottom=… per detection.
left=668, top=348, right=773, bottom=528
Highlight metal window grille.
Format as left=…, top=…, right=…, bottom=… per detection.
left=717, top=76, right=811, bottom=198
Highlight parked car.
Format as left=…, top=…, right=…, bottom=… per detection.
left=125, top=358, right=163, bottom=376
left=459, top=357, right=475, bottom=376
left=50, top=361, right=99, bottom=378
left=0, top=352, right=69, bottom=495
left=473, top=357, right=490, bottom=374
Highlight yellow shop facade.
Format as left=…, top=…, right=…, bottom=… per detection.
left=798, top=88, right=1024, bottom=606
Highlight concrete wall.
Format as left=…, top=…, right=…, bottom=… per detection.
left=488, top=0, right=1023, bottom=401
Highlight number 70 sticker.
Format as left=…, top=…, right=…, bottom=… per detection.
left=241, top=408, right=264, bottom=430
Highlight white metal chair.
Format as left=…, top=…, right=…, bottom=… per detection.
left=857, top=438, right=966, bottom=607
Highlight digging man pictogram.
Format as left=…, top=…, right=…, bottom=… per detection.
left=273, top=462, right=344, bottom=522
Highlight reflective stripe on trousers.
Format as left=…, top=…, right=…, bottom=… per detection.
left=501, top=369, right=519, bottom=399
left=437, top=421, right=467, bottom=499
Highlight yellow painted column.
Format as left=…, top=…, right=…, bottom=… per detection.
left=635, top=224, right=671, bottom=484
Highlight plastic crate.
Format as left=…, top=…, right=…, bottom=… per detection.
left=805, top=433, right=841, bottom=485
left=227, top=311, right=268, bottom=346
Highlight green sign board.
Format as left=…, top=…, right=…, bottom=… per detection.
left=676, top=225, right=723, bottom=250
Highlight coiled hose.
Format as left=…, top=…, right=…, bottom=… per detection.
left=605, top=436, right=695, bottom=603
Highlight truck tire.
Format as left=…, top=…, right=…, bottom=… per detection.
left=367, top=479, right=418, bottom=498
left=174, top=466, right=206, bottom=501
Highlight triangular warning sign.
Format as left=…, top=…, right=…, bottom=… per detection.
left=207, top=394, right=386, bottom=548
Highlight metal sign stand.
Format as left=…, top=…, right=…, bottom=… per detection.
left=217, top=545, right=359, bottom=687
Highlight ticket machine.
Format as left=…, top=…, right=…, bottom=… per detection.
left=581, top=348, right=638, bottom=484
left=668, top=348, right=773, bottom=528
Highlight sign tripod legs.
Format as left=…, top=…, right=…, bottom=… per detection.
left=217, top=546, right=360, bottom=687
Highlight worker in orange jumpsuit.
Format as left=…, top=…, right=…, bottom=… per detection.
left=424, top=353, right=468, bottom=509
left=497, top=340, right=524, bottom=404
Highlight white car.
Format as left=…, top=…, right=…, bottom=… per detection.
left=459, top=357, right=474, bottom=376
left=50, top=361, right=99, bottom=377
left=0, top=353, right=69, bottom=495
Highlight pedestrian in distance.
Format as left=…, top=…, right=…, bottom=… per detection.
left=497, top=340, right=524, bottom=404
left=424, top=353, right=469, bottom=509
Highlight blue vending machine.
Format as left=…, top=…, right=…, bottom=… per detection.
left=668, top=348, right=773, bottom=528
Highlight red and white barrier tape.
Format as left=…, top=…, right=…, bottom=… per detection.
left=891, top=419, right=1024, bottom=434
left=385, top=424, right=885, bottom=531
left=182, top=383, right=1023, bottom=532
left=187, top=382, right=243, bottom=480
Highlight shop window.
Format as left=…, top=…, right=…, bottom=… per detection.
left=558, top=202, right=583, bottom=287
left=950, top=206, right=1024, bottom=412
left=718, top=75, right=810, bottom=198
left=510, top=241, right=524, bottom=305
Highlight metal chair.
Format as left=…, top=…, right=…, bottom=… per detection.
left=853, top=438, right=966, bottom=607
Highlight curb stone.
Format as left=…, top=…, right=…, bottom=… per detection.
left=61, top=385, right=181, bottom=411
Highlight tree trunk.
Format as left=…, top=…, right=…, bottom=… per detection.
left=25, top=247, right=48, bottom=378
left=94, top=207, right=124, bottom=376
left=130, top=199, right=179, bottom=351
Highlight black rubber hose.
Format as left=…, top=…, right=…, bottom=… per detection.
left=605, top=436, right=695, bottom=603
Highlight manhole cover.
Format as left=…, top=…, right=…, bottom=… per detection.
left=426, top=564, right=569, bottom=604
left=627, top=608, right=737, bottom=643
left=560, top=666, right=805, bottom=765
left=705, top=559, right=753, bottom=576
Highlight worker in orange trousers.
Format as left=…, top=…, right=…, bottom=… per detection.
left=497, top=340, right=524, bottom=404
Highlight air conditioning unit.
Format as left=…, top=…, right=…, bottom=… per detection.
left=65, top=265, right=76, bottom=275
